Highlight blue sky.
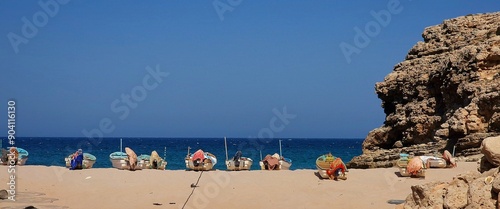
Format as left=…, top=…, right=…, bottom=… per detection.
left=1, top=1, right=499, bottom=138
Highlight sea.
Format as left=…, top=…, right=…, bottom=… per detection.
left=1, top=137, right=363, bottom=170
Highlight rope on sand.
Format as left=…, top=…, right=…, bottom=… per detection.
left=181, top=170, right=204, bottom=209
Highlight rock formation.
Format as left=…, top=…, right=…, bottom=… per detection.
left=401, top=168, right=500, bottom=208
left=401, top=137, right=500, bottom=209
left=348, top=12, right=500, bottom=168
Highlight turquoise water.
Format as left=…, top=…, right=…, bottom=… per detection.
left=2, top=137, right=363, bottom=170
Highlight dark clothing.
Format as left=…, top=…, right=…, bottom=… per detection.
left=233, top=151, right=242, bottom=167
left=70, top=154, right=83, bottom=170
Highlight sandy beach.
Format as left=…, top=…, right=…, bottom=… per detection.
left=0, top=162, right=478, bottom=209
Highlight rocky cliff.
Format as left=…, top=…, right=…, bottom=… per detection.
left=348, top=12, right=500, bottom=168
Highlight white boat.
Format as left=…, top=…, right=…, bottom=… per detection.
left=224, top=137, right=253, bottom=171
left=137, top=154, right=151, bottom=169
left=137, top=153, right=168, bottom=170
left=109, top=139, right=143, bottom=170
left=185, top=148, right=217, bottom=171
left=259, top=140, right=292, bottom=170
left=109, top=151, right=145, bottom=170
left=423, top=157, right=447, bottom=168
left=65, top=153, right=97, bottom=169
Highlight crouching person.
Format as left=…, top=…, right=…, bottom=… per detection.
left=70, top=149, right=84, bottom=170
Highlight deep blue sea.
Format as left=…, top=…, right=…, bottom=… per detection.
left=1, top=137, right=363, bottom=170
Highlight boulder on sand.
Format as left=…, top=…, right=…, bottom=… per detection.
left=481, top=135, right=500, bottom=166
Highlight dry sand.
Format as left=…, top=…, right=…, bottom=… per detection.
left=0, top=162, right=478, bottom=209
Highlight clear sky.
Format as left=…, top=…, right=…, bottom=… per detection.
left=0, top=1, right=498, bottom=138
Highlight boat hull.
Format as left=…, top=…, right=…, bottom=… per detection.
left=398, top=166, right=426, bottom=178
left=317, top=168, right=329, bottom=179
left=185, top=152, right=217, bottom=171
left=428, top=158, right=447, bottom=168
left=226, top=158, right=253, bottom=171
left=16, top=157, right=28, bottom=166
left=65, top=153, right=96, bottom=169
left=259, top=160, right=291, bottom=170
left=142, top=160, right=168, bottom=170
left=109, top=152, right=144, bottom=170
left=315, top=154, right=348, bottom=179
left=396, top=159, right=426, bottom=178
left=1, top=147, right=29, bottom=166
left=137, top=154, right=168, bottom=170
left=110, top=158, right=145, bottom=170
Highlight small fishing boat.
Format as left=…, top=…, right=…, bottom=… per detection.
left=1, top=147, right=29, bottom=165
left=316, top=153, right=347, bottom=179
left=65, top=153, right=97, bottom=169
left=109, top=151, right=132, bottom=169
left=185, top=148, right=217, bottom=171
left=137, top=152, right=167, bottom=170
left=224, top=137, right=252, bottom=171
left=147, top=150, right=168, bottom=170
left=137, top=154, right=151, bottom=169
left=109, top=139, right=143, bottom=170
left=109, top=151, right=145, bottom=170
left=397, top=154, right=425, bottom=178
left=259, top=140, right=292, bottom=170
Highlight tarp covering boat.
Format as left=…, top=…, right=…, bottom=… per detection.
left=186, top=149, right=217, bottom=171
left=316, top=153, right=347, bottom=179
left=330, top=158, right=346, bottom=174
left=192, top=149, right=205, bottom=167
left=125, top=147, right=138, bottom=171
left=262, top=154, right=280, bottom=170
left=316, top=153, right=346, bottom=170
left=407, top=157, right=424, bottom=175
left=193, top=149, right=205, bottom=161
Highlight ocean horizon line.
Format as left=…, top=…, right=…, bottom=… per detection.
left=1, top=136, right=365, bottom=140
